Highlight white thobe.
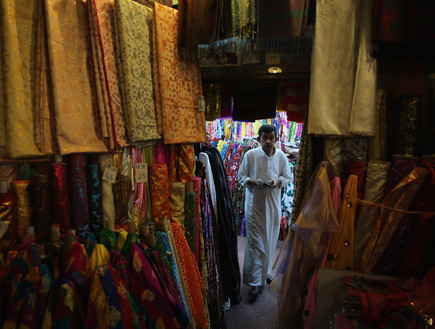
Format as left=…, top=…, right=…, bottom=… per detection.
left=238, top=147, right=292, bottom=286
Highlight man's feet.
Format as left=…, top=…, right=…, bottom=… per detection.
left=266, top=275, right=273, bottom=284
left=248, top=285, right=262, bottom=298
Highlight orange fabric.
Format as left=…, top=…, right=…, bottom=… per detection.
left=150, top=164, right=170, bottom=222
left=171, top=221, right=208, bottom=329
left=168, top=144, right=195, bottom=182
left=153, top=3, right=207, bottom=144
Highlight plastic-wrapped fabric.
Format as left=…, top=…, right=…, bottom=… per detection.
left=68, top=154, right=89, bottom=238
left=354, top=160, right=391, bottom=264
left=345, top=159, right=368, bottom=199
left=29, top=173, right=52, bottom=243
left=87, top=156, right=103, bottom=236
left=150, top=164, right=170, bottom=222
left=357, top=166, right=428, bottom=273
left=51, top=163, right=71, bottom=230
left=11, top=180, right=32, bottom=242
left=98, top=154, right=116, bottom=230
left=169, top=182, right=186, bottom=228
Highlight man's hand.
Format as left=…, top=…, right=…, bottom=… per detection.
left=265, top=179, right=282, bottom=188
left=247, top=179, right=266, bottom=188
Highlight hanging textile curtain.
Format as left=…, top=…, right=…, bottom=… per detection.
left=0, top=0, right=44, bottom=158
left=44, top=0, right=108, bottom=154
left=323, top=138, right=344, bottom=179
left=153, top=2, right=207, bottom=144
left=368, top=89, right=388, bottom=160
left=357, top=166, right=428, bottom=273
left=354, top=160, right=391, bottom=264
left=90, top=0, right=128, bottom=148
left=231, top=0, right=256, bottom=39
left=114, top=0, right=161, bottom=145
left=0, top=31, right=4, bottom=148
left=308, top=0, right=377, bottom=136
left=177, top=0, right=221, bottom=47
left=112, top=149, right=133, bottom=230
left=258, top=0, right=311, bottom=39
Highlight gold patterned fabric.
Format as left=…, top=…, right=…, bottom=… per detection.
left=368, top=89, right=387, bottom=160
left=168, top=144, right=195, bottom=183
left=308, top=0, right=377, bottom=136
left=11, top=180, right=32, bottom=242
left=114, top=0, right=161, bottom=145
left=150, top=164, right=170, bottom=223
left=395, top=94, right=422, bottom=157
left=44, top=0, right=108, bottom=155
left=169, top=182, right=185, bottom=228
left=153, top=3, right=207, bottom=144
left=325, top=175, right=358, bottom=270
left=354, top=160, right=390, bottom=265
left=1, top=0, right=43, bottom=158
left=90, top=0, right=129, bottom=148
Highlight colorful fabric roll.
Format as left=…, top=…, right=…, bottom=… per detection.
left=61, top=241, right=88, bottom=276
left=68, top=154, right=90, bottom=238
left=29, top=173, right=52, bottom=243
left=87, top=157, right=103, bottom=236
left=169, top=182, right=186, bottom=228
left=110, top=250, right=131, bottom=288
left=112, top=175, right=131, bottom=229
left=171, top=221, right=208, bottom=329
left=153, top=2, right=207, bottom=144
left=90, top=0, right=128, bottom=148
left=325, top=175, right=358, bottom=270
left=114, top=0, right=161, bottom=144
left=368, top=89, right=388, bottom=160
left=11, top=180, right=32, bottom=242
left=354, top=160, right=391, bottom=265
left=150, top=164, right=170, bottom=222
left=395, top=94, right=422, bottom=157
left=0, top=0, right=43, bottom=158
left=132, top=147, right=147, bottom=222
left=358, top=166, right=428, bottom=273
left=184, top=191, right=196, bottom=253
left=44, top=0, right=108, bottom=154
left=100, top=227, right=118, bottom=252
left=385, top=155, right=419, bottom=195
left=168, top=144, right=195, bottom=183
left=51, top=163, right=71, bottom=230
left=345, top=159, right=368, bottom=200
left=88, top=244, right=111, bottom=275
left=155, top=143, right=169, bottom=165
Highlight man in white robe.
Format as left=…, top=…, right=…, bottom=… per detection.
left=238, top=125, right=292, bottom=298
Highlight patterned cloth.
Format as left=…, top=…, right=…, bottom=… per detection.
left=114, top=0, right=161, bottom=144
left=90, top=0, right=128, bottom=148
left=169, top=182, right=185, bottom=228
left=150, top=164, right=170, bottom=222
left=44, top=0, right=108, bottom=154
left=110, top=250, right=131, bottom=288
left=153, top=3, right=207, bottom=144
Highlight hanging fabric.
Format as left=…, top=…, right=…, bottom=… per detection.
left=169, top=182, right=186, bottom=228
left=395, top=94, right=422, bottom=157
left=308, top=0, right=377, bottom=136
left=114, top=0, right=161, bottom=145
left=0, top=0, right=44, bottom=158
left=385, top=155, right=420, bottom=195
left=368, top=89, right=388, bottom=160
left=51, top=162, right=72, bottom=231
left=98, top=154, right=116, bottom=230
left=43, top=0, right=108, bottom=155
left=11, top=180, right=32, bottom=242
left=153, top=2, right=207, bottom=144
left=345, top=159, right=367, bottom=200
left=231, top=0, right=257, bottom=39
left=150, top=164, right=170, bottom=222
left=87, top=156, right=103, bottom=236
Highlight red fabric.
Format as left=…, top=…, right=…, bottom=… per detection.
left=345, top=160, right=368, bottom=199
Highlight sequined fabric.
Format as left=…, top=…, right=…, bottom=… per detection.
left=51, top=163, right=72, bottom=230
left=169, top=182, right=186, bottom=228
left=114, top=0, right=161, bottom=144
left=395, top=94, right=422, bottom=156
left=1, top=0, right=43, bottom=157
left=153, top=3, right=207, bottom=144
left=44, top=0, right=108, bottom=154
left=357, top=166, right=428, bottom=273
left=68, top=154, right=90, bottom=238
left=354, top=160, right=391, bottom=264
left=150, top=164, right=170, bottom=222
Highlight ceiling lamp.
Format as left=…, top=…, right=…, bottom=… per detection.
left=268, top=66, right=282, bottom=74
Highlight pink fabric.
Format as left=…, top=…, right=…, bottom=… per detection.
left=132, top=147, right=147, bottom=220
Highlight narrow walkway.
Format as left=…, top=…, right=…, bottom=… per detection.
left=226, top=236, right=284, bottom=329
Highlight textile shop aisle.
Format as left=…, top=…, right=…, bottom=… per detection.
left=226, top=236, right=284, bottom=329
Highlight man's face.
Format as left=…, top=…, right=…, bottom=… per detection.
left=259, top=131, right=277, bottom=152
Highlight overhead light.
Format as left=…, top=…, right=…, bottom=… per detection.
left=268, top=66, right=282, bottom=74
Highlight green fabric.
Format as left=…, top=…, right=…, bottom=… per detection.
left=100, top=227, right=118, bottom=251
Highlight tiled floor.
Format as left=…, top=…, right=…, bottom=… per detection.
left=225, top=236, right=284, bottom=329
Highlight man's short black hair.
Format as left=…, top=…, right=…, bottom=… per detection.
left=258, top=125, right=277, bottom=138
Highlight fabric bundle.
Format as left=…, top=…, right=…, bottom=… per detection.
left=132, top=147, right=148, bottom=222
left=153, top=2, right=207, bottom=144
left=0, top=0, right=44, bottom=158
left=11, top=180, right=32, bottom=242
left=114, top=0, right=161, bottom=145
left=385, top=155, right=420, bottom=195
left=51, top=163, right=71, bottom=230
left=368, top=89, right=388, bottom=160
left=345, top=160, right=368, bottom=200
left=44, top=0, right=108, bottom=154
left=354, top=160, right=391, bottom=264
left=68, top=154, right=90, bottom=238
left=90, top=0, right=128, bottom=148
left=308, top=0, right=377, bottom=136
left=87, top=156, right=103, bottom=236
left=184, top=190, right=196, bottom=253
left=357, top=166, right=428, bottom=273
left=168, top=144, right=195, bottom=183
left=169, top=182, right=186, bottom=228
left=29, top=173, right=52, bottom=243
left=395, top=94, right=422, bottom=157
left=150, top=164, right=170, bottom=222
left=98, top=154, right=116, bottom=230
